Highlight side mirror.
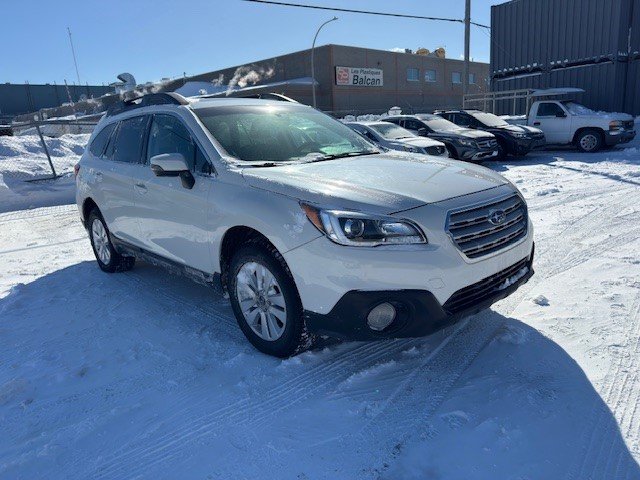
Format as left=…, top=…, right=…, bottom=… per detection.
left=556, top=111, right=567, bottom=118
left=150, top=153, right=195, bottom=189
left=417, top=127, right=428, bottom=136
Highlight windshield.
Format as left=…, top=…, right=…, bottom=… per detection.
left=368, top=123, right=416, bottom=139
left=470, top=112, right=509, bottom=127
left=562, top=101, right=595, bottom=115
left=415, top=114, right=461, bottom=132
left=194, top=105, right=376, bottom=163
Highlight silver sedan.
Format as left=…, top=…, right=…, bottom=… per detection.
left=346, top=121, right=448, bottom=157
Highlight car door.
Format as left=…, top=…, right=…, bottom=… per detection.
left=97, top=115, right=149, bottom=244
left=129, top=113, right=214, bottom=273
left=531, top=102, right=571, bottom=144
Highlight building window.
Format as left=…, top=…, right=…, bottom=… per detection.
left=424, top=69, right=436, bottom=82
left=452, top=72, right=462, bottom=84
left=407, top=68, right=420, bottom=82
left=469, top=73, right=476, bottom=84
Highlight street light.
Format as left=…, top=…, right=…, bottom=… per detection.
left=311, top=16, right=338, bottom=108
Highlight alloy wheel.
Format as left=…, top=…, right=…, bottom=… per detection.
left=91, top=218, right=111, bottom=265
left=235, top=261, right=287, bottom=341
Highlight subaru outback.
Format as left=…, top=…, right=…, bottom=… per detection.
left=76, top=93, right=534, bottom=357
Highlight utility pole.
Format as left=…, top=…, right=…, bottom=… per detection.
left=67, top=27, right=81, bottom=86
left=462, top=0, right=471, bottom=102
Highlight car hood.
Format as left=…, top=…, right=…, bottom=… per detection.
left=396, top=137, right=445, bottom=148
left=575, top=112, right=634, bottom=122
left=241, top=153, right=507, bottom=214
left=431, top=128, right=495, bottom=140
left=493, top=124, right=544, bottom=135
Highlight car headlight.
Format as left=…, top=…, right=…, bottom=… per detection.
left=511, top=131, right=528, bottom=138
left=403, top=145, right=421, bottom=153
left=301, top=204, right=427, bottom=246
left=456, top=138, right=477, bottom=147
left=609, top=120, right=623, bottom=131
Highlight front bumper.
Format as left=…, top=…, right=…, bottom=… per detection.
left=605, top=129, right=636, bottom=146
left=305, top=245, right=534, bottom=340
left=469, top=149, right=499, bottom=161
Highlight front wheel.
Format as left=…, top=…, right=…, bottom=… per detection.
left=88, top=210, right=135, bottom=273
left=576, top=129, right=603, bottom=153
left=228, top=242, right=311, bottom=357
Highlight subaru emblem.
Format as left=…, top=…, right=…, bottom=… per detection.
left=488, top=209, right=507, bottom=225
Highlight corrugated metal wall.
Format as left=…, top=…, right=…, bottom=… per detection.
left=0, top=83, right=112, bottom=117
left=490, top=0, right=640, bottom=114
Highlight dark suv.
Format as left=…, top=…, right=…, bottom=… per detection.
left=436, top=110, right=545, bottom=157
left=384, top=114, right=499, bottom=162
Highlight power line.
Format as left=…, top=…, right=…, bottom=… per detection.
left=243, top=0, right=490, bottom=29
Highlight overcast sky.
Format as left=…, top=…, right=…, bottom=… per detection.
left=1, top=0, right=503, bottom=86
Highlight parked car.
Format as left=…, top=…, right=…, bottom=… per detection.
left=435, top=110, right=545, bottom=157
left=383, top=114, right=499, bottom=162
left=345, top=121, right=448, bottom=156
left=523, top=100, right=635, bottom=152
left=76, top=93, right=534, bottom=357
left=0, top=124, right=13, bottom=136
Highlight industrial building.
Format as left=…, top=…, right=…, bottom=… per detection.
left=185, top=44, right=490, bottom=116
left=10, top=44, right=489, bottom=122
left=490, top=0, right=640, bottom=115
left=0, top=83, right=112, bottom=122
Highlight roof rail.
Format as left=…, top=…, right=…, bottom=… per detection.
left=235, top=92, right=299, bottom=103
left=106, top=92, right=189, bottom=117
left=197, top=91, right=298, bottom=103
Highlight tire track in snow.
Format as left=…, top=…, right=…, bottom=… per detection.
left=86, top=333, right=431, bottom=479
left=568, top=287, right=640, bottom=480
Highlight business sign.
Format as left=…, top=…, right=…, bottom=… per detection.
left=335, top=66, right=383, bottom=87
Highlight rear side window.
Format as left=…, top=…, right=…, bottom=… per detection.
left=89, top=123, right=116, bottom=157
left=112, top=116, right=147, bottom=164
left=147, top=114, right=206, bottom=172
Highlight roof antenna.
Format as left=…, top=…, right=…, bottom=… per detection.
left=67, top=27, right=81, bottom=85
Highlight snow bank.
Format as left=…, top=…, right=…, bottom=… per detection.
left=0, top=133, right=88, bottom=213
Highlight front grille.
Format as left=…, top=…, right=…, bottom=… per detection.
left=477, top=138, right=498, bottom=149
left=443, top=257, right=530, bottom=314
left=446, top=192, right=528, bottom=259
left=426, top=145, right=446, bottom=156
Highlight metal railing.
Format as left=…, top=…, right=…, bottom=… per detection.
left=463, top=88, right=534, bottom=115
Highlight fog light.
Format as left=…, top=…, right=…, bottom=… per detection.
left=367, top=302, right=396, bottom=331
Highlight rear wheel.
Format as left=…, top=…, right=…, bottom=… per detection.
left=228, top=241, right=311, bottom=357
left=88, top=210, right=135, bottom=273
left=576, top=129, right=602, bottom=153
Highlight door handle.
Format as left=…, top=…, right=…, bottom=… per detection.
left=533, top=122, right=541, bottom=126
left=134, top=182, right=148, bottom=194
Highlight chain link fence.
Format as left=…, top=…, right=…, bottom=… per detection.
left=0, top=118, right=100, bottom=215
left=1, top=119, right=98, bottom=182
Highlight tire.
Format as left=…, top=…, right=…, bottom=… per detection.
left=496, top=139, right=509, bottom=160
left=576, top=129, right=603, bottom=153
left=445, top=143, right=459, bottom=159
left=228, top=241, right=312, bottom=357
left=88, top=209, right=135, bottom=273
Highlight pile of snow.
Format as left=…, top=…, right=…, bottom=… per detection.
left=0, top=133, right=88, bottom=213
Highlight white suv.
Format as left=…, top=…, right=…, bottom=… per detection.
left=76, top=93, right=534, bottom=357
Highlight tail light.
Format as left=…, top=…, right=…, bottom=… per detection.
left=74, top=163, right=80, bottom=177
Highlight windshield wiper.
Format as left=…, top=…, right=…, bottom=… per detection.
left=309, top=150, right=380, bottom=162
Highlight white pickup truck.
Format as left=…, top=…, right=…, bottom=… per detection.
left=526, top=100, right=636, bottom=152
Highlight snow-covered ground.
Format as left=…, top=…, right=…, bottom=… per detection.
left=1, top=137, right=639, bottom=478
